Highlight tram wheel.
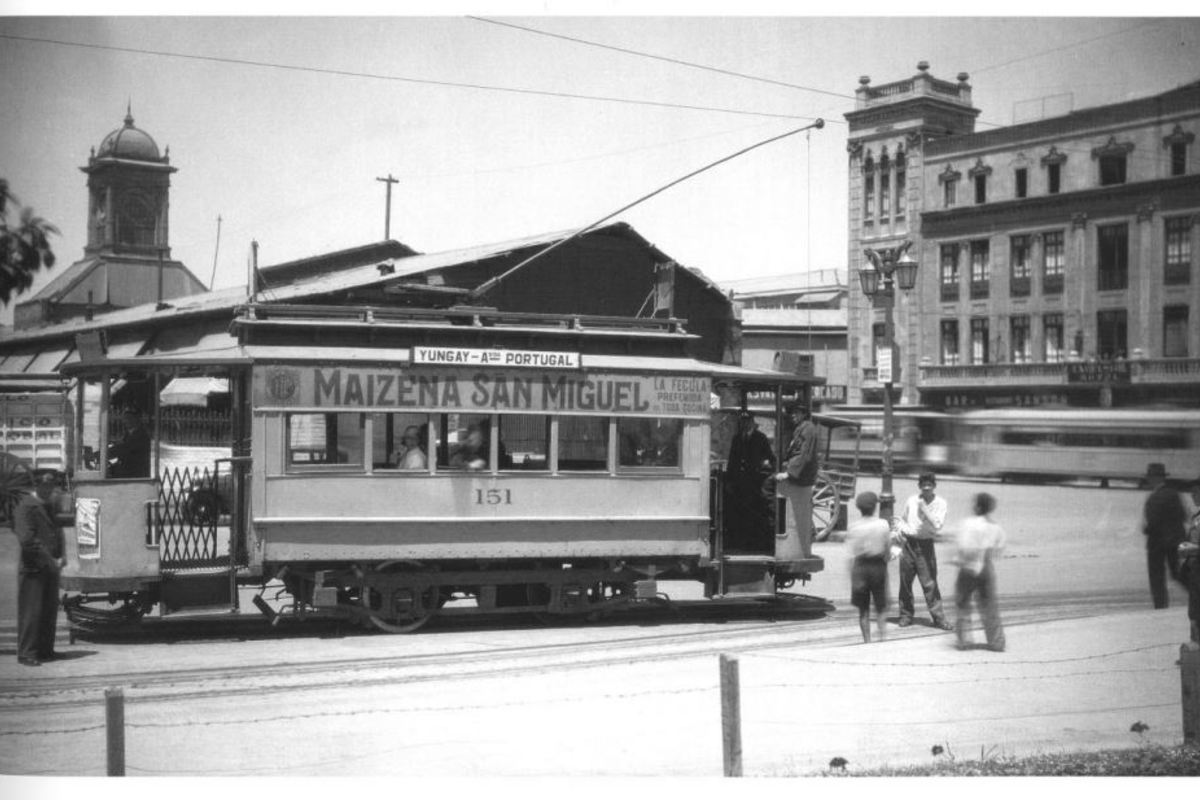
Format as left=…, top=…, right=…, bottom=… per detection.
left=361, top=560, right=440, bottom=634
left=811, top=470, right=839, bottom=542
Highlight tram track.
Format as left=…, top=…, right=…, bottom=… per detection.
left=0, top=588, right=1148, bottom=713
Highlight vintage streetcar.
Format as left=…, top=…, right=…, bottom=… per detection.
left=55, top=303, right=840, bottom=634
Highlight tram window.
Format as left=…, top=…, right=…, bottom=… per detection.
left=286, top=412, right=363, bottom=469
left=441, top=413, right=504, bottom=470
left=78, top=379, right=104, bottom=475
left=498, top=414, right=549, bottom=471
left=558, top=415, right=609, bottom=471
left=372, top=413, right=430, bottom=470
left=617, top=417, right=683, bottom=469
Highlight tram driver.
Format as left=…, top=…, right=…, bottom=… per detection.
left=108, top=408, right=151, bottom=479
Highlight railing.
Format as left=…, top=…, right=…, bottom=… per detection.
left=1043, top=273, right=1064, bottom=294
left=1010, top=276, right=1031, bottom=297
left=920, top=357, right=1200, bottom=387
left=1129, top=358, right=1200, bottom=383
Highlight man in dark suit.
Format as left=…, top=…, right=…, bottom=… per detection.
left=1142, top=462, right=1186, bottom=610
left=108, top=408, right=151, bottom=478
left=13, top=474, right=66, bottom=666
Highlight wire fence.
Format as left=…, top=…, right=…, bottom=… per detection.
left=1, top=638, right=1192, bottom=777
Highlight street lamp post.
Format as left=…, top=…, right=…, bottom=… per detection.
left=859, top=241, right=918, bottom=521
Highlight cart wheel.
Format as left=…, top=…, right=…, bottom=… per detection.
left=0, top=452, right=35, bottom=523
left=811, top=470, right=839, bottom=542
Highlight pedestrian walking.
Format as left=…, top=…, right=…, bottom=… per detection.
left=894, top=471, right=953, bottom=630
left=846, top=491, right=891, bottom=643
left=953, top=492, right=1007, bottom=652
left=773, top=402, right=818, bottom=560
left=13, top=474, right=66, bottom=666
left=1142, top=462, right=1187, bottom=609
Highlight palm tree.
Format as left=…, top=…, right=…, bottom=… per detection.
left=0, top=178, right=60, bottom=305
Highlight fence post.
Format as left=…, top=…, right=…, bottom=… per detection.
left=1183, top=645, right=1200, bottom=747
left=720, top=654, right=742, bottom=777
left=105, top=687, right=125, bottom=776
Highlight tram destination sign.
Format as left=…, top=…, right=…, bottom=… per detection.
left=412, top=347, right=581, bottom=369
left=255, top=366, right=712, bottom=418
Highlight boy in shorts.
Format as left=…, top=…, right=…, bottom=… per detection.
left=847, top=491, right=892, bottom=643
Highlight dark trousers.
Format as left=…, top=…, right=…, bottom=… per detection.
left=955, top=563, right=1005, bottom=651
left=17, top=569, right=60, bottom=661
left=1146, top=539, right=1185, bottom=609
left=898, top=537, right=947, bottom=624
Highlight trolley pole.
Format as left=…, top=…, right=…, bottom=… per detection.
left=105, top=687, right=125, bottom=776
left=859, top=242, right=919, bottom=521
left=719, top=654, right=742, bottom=777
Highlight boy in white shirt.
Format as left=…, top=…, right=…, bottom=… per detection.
left=954, top=492, right=1007, bottom=652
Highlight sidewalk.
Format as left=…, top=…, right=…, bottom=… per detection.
left=729, top=605, right=1194, bottom=775
left=1, top=603, right=1192, bottom=776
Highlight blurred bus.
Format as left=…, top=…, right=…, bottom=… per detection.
left=822, top=405, right=953, bottom=474
left=949, top=408, right=1200, bottom=485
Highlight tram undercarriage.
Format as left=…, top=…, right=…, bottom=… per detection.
left=64, top=553, right=820, bottom=636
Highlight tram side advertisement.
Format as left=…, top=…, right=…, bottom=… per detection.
left=254, top=365, right=712, bottom=418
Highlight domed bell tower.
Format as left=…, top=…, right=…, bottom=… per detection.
left=83, top=104, right=175, bottom=257
left=13, top=106, right=207, bottom=329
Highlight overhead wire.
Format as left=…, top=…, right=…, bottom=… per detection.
left=469, top=16, right=855, bottom=104
left=0, top=32, right=816, bottom=122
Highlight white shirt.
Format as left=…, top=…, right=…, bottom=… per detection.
left=847, top=516, right=891, bottom=559
left=956, top=514, right=1006, bottom=576
left=398, top=447, right=427, bottom=470
left=898, top=493, right=947, bottom=540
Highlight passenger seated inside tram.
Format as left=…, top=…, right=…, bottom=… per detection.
left=450, top=424, right=489, bottom=470
left=107, top=408, right=152, bottom=479
left=449, top=421, right=510, bottom=470
left=394, top=425, right=428, bottom=470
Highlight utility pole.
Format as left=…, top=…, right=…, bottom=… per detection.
left=376, top=174, right=399, bottom=240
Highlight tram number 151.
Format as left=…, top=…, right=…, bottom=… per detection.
left=475, top=488, right=513, bottom=506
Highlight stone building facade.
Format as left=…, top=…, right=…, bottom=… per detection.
left=845, top=64, right=1200, bottom=409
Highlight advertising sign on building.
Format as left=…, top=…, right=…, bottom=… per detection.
left=412, top=347, right=581, bottom=369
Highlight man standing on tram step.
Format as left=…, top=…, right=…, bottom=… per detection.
left=895, top=471, right=953, bottom=630
left=773, top=402, right=818, bottom=560
left=13, top=474, right=66, bottom=666
left=1142, top=462, right=1187, bottom=610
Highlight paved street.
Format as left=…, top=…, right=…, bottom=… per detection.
left=0, top=476, right=1194, bottom=776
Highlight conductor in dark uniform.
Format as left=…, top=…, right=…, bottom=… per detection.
left=14, top=474, right=66, bottom=666
left=724, top=412, right=776, bottom=552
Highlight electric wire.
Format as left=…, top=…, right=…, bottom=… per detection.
left=469, top=16, right=855, bottom=102
left=0, top=32, right=816, bottom=121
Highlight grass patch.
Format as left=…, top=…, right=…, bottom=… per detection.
left=816, top=744, right=1200, bottom=777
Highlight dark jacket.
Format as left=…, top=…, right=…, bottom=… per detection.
left=1143, top=484, right=1185, bottom=546
left=12, top=493, right=64, bottom=575
left=783, top=418, right=819, bottom=487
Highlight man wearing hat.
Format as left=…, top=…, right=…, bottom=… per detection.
left=1142, top=462, right=1187, bottom=609
left=774, top=402, right=818, bottom=560
left=13, top=473, right=66, bottom=666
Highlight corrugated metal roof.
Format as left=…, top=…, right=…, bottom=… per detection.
left=1, top=222, right=721, bottom=347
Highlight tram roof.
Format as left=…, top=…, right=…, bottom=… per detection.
left=60, top=338, right=818, bottom=387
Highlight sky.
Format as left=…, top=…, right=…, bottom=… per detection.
left=2, top=7, right=1199, bottom=328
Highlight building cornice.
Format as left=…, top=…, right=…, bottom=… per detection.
left=925, top=82, right=1200, bottom=159
left=920, top=174, right=1200, bottom=238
